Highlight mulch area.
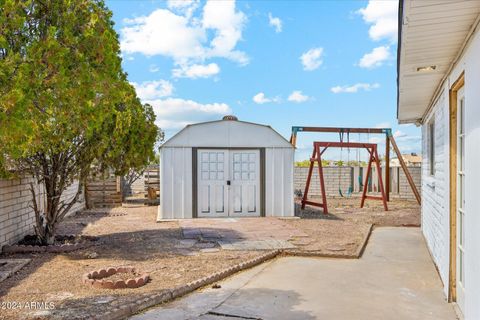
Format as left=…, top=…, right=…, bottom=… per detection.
left=0, top=197, right=419, bottom=319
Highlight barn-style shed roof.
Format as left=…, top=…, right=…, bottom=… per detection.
left=162, top=118, right=293, bottom=148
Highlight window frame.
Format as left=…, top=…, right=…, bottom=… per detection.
left=428, top=119, right=435, bottom=176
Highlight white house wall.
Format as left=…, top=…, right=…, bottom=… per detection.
left=421, top=90, right=450, bottom=297
left=265, top=147, right=294, bottom=217
left=462, top=26, right=480, bottom=320
left=421, top=26, right=480, bottom=319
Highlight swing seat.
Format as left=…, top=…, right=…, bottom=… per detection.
left=339, top=186, right=353, bottom=198
left=338, top=186, right=353, bottom=198
left=346, top=186, right=353, bottom=197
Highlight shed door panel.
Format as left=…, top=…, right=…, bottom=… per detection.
left=197, top=149, right=260, bottom=217
left=229, top=151, right=260, bottom=216
left=198, top=150, right=228, bottom=217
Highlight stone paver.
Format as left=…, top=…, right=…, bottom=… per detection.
left=180, top=217, right=308, bottom=250
left=131, top=228, right=456, bottom=320
left=0, top=259, right=31, bottom=283
left=218, top=239, right=296, bottom=250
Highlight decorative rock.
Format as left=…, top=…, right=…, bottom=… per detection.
left=87, top=252, right=99, bottom=259
left=2, top=235, right=98, bottom=254
left=114, top=281, right=126, bottom=289
left=103, top=281, right=115, bottom=289
left=83, top=266, right=149, bottom=290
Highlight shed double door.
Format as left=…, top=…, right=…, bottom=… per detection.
left=198, top=149, right=260, bottom=217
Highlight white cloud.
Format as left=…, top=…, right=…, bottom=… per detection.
left=253, top=92, right=273, bottom=104
left=120, top=0, right=248, bottom=73
left=288, top=90, right=309, bottom=103
left=121, top=9, right=206, bottom=60
left=300, top=47, right=324, bottom=71
left=131, top=80, right=174, bottom=100
left=147, top=98, right=231, bottom=129
left=330, top=83, right=380, bottom=94
left=393, top=130, right=407, bottom=138
left=167, top=0, right=199, bottom=19
left=173, top=63, right=220, bottom=79
left=202, top=0, right=248, bottom=64
left=149, top=65, right=160, bottom=73
left=268, top=13, right=282, bottom=33
left=357, top=0, right=398, bottom=43
left=358, top=45, right=391, bottom=68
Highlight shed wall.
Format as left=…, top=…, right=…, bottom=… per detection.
left=265, top=147, right=294, bottom=217
left=159, top=146, right=294, bottom=219
left=159, top=147, right=192, bottom=219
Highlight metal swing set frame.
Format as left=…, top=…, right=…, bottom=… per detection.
left=289, top=126, right=421, bottom=214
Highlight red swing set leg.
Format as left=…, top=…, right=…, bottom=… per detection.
left=360, top=146, right=388, bottom=211
left=301, top=144, right=329, bottom=214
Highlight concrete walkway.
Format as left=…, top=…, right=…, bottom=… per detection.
left=131, top=227, right=457, bottom=320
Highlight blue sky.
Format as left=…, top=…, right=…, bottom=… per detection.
left=106, top=0, right=420, bottom=160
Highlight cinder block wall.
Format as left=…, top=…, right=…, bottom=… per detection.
left=0, top=176, right=85, bottom=248
left=395, top=166, right=422, bottom=200
left=294, top=167, right=352, bottom=197
left=294, top=166, right=421, bottom=199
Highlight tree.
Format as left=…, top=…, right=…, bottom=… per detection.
left=0, top=0, right=158, bottom=244
left=294, top=159, right=331, bottom=167
left=334, top=160, right=344, bottom=167
left=121, top=129, right=164, bottom=198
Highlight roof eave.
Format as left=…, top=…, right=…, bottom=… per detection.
left=396, top=0, right=404, bottom=122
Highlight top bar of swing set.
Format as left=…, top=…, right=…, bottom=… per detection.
left=291, top=126, right=392, bottom=137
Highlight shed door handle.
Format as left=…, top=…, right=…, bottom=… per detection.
left=227, top=180, right=231, bottom=185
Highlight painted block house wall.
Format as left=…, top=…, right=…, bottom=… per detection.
left=0, top=177, right=85, bottom=249
left=421, top=91, right=450, bottom=297
left=421, top=27, right=480, bottom=319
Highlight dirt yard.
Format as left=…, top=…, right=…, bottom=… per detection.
left=287, top=197, right=420, bottom=255
left=0, top=197, right=419, bottom=319
left=0, top=206, right=261, bottom=320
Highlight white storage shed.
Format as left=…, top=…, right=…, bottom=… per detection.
left=158, top=116, right=294, bottom=220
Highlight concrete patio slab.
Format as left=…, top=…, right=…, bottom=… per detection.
left=131, top=227, right=456, bottom=320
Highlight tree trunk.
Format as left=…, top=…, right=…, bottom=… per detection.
left=29, top=154, right=83, bottom=246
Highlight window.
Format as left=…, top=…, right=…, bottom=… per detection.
left=428, top=119, right=435, bottom=175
